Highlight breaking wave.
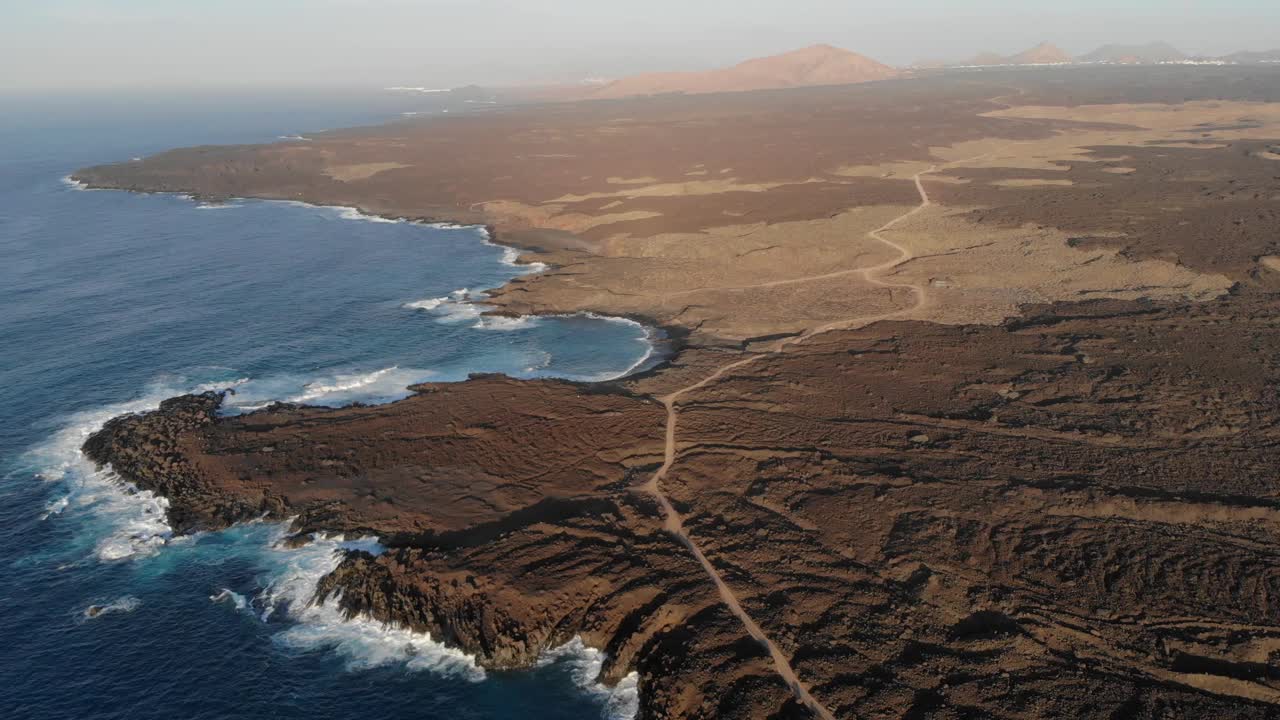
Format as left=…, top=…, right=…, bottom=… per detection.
left=479, top=229, right=548, bottom=273
left=79, top=595, right=142, bottom=621
left=210, top=588, right=249, bottom=611
left=25, top=375, right=251, bottom=561
left=404, top=288, right=487, bottom=325
left=255, top=530, right=486, bottom=681
left=539, top=637, right=640, bottom=720
left=472, top=315, right=536, bottom=331
left=335, top=206, right=402, bottom=224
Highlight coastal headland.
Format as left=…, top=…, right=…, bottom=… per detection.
left=77, top=65, right=1280, bottom=718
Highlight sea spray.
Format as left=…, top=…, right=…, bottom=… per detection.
left=209, top=588, right=249, bottom=611
left=538, top=637, right=640, bottom=720
left=23, top=377, right=229, bottom=561
left=335, top=206, right=403, bottom=224
left=479, top=228, right=548, bottom=273
left=255, top=530, right=487, bottom=681
left=79, top=595, right=142, bottom=622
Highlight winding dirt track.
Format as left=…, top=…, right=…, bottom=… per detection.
left=639, top=165, right=945, bottom=719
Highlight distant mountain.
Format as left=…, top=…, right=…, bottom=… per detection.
left=1224, top=49, right=1280, bottom=63
left=957, top=43, right=1073, bottom=67
left=963, top=52, right=1008, bottom=66
left=1079, top=42, right=1187, bottom=64
left=591, top=44, right=899, bottom=99
left=1006, top=42, right=1074, bottom=65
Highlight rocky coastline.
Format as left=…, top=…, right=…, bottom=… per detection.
left=76, top=66, right=1280, bottom=717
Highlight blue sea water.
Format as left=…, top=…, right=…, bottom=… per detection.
left=0, top=91, right=650, bottom=720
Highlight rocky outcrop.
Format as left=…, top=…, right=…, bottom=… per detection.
left=81, top=391, right=274, bottom=533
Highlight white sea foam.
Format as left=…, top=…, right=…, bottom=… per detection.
left=60, top=175, right=88, bottom=190
left=40, top=494, right=70, bottom=520
left=434, top=302, right=483, bottom=324
left=27, top=376, right=233, bottom=561
left=278, top=135, right=310, bottom=141
left=288, top=366, right=400, bottom=403
left=403, top=296, right=449, bottom=311
left=478, top=230, right=548, bottom=274
left=405, top=288, right=489, bottom=325
left=81, top=595, right=142, bottom=621
left=221, top=367, right=436, bottom=411
left=522, top=350, right=554, bottom=374
left=473, top=314, right=537, bottom=331
left=255, top=531, right=484, bottom=680
left=26, top=382, right=200, bottom=560
left=210, top=588, right=249, bottom=611
left=196, top=202, right=240, bottom=210
left=538, top=637, right=640, bottom=720
left=336, top=206, right=402, bottom=224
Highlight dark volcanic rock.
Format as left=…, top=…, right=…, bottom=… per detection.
left=82, top=391, right=273, bottom=533
left=82, top=293, right=1280, bottom=717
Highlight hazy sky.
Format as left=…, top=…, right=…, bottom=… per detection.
left=4, top=0, right=1279, bottom=90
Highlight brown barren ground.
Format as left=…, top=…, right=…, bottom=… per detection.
left=79, top=66, right=1280, bottom=718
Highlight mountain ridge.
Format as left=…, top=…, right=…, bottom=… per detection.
left=1079, top=42, right=1187, bottom=64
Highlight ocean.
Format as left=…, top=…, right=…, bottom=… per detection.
left=0, top=90, right=650, bottom=720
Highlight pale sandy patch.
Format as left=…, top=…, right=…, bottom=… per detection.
left=607, top=176, right=660, bottom=185
left=480, top=200, right=662, bottom=233
left=1146, top=142, right=1229, bottom=149
left=549, top=177, right=821, bottom=202
left=991, top=178, right=1075, bottom=187
left=915, top=101, right=1280, bottom=178
left=485, top=206, right=912, bottom=342
left=324, top=162, right=409, bottom=181
left=881, top=205, right=1232, bottom=327
left=986, top=101, right=1280, bottom=134
left=1102, top=167, right=1137, bottom=174
left=1260, top=256, right=1280, bottom=272
left=832, top=160, right=933, bottom=178
left=1256, top=151, right=1280, bottom=161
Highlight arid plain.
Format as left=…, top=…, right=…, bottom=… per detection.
left=78, top=65, right=1280, bottom=718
